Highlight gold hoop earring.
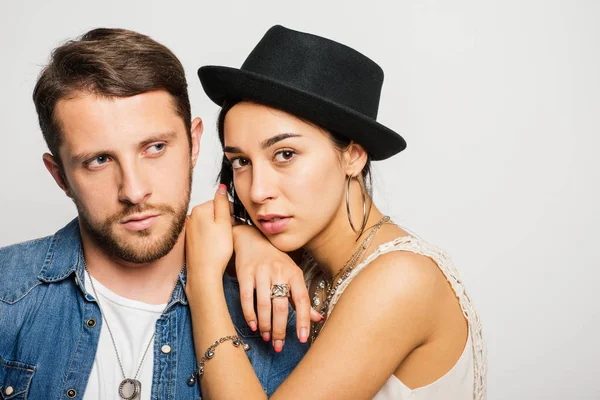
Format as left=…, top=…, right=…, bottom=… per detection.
left=346, top=175, right=368, bottom=237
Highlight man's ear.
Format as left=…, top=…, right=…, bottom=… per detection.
left=342, top=142, right=368, bottom=177
left=43, top=153, right=72, bottom=197
left=190, top=117, right=203, bottom=168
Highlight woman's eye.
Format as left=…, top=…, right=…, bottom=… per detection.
left=231, top=157, right=250, bottom=169
left=274, top=150, right=296, bottom=162
left=146, top=143, right=166, bottom=155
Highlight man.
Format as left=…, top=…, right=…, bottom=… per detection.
left=0, top=28, right=306, bottom=399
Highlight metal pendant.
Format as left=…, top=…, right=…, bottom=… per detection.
left=119, top=378, right=141, bottom=400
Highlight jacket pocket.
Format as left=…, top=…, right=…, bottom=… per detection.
left=0, top=357, right=35, bottom=400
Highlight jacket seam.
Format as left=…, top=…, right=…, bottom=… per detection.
left=167, top=311, right=173, bottom=400
left=62, top=301, right=87, bottom=388
left=0, top=281, right=42, bottom=304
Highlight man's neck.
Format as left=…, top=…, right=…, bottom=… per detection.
left=80, top=229, right=185, bottom=305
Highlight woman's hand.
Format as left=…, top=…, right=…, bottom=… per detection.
left=185, top=184, right=233, bottom=285
left=232, top=225, right=323, bottom=349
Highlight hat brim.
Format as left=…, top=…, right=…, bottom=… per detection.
left=198, top=66, right=406, bottom=160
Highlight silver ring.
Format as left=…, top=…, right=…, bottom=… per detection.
left=270, top=284, right=290, bottom=298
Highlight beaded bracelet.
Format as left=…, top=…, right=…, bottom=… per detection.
left=187, top=335, right=251, bottom=386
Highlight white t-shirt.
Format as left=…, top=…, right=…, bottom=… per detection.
left=83, top=272, right=166, bottom=400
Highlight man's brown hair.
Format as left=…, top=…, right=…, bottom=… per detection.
left=33, top=28, right=191, bottom=167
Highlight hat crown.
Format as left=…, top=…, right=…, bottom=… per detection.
left=240, top=25, right=384, bottom=119
left=198, top=25, right=406, bottom=160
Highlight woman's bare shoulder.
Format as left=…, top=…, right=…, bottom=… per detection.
left=341, top=248, right=451, bottom=322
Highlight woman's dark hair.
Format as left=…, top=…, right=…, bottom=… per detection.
left=216, top=101, right=373, bottom=222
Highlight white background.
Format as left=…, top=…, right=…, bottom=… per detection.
left=1, top=1, right=598, bottom=398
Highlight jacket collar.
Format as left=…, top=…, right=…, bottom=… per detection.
left=37, top=218, right=83, bottom=284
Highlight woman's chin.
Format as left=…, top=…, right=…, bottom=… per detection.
left=265, top=232, right=304, bottom=253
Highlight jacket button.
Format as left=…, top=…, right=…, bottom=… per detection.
left=161, top=344, right=172, bottom=354
left=67, top=388, right=77, bottom=398
left=86, top=318, right=97, bottom=328
left=4, top=386, right=14, bottom=396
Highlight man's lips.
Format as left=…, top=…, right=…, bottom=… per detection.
left=121, top=213, right=160, bottom=231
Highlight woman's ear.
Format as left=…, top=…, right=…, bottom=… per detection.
left=343, top=142, right=368, bottom=176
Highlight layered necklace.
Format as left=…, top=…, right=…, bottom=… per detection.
left=84, top=260, right=183, bottom=400
left=310, top=216, right=391, bottom=343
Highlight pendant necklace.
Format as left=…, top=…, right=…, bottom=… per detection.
left=84, top=260, right=183, bottom=400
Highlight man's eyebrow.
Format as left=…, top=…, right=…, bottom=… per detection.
left=71, top=150, right=108, bottom=164
left=138, top=131, right=178, bottom=147
left=70, top=131, right=178, bottom=164
left=223, top=133, right=301, bottom=155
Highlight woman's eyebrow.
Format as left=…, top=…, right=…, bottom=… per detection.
left=260, top=133, right=301, bottom=149
left=223, top=145, right=242, bottom=154
left=224, top=133, right=301, bottom=154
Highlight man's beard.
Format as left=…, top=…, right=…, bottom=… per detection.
left=75, top=174, right=191, bottom=264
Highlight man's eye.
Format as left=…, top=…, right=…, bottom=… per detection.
left=230, top=158, right=250, bottom=169
left=147, top=143, right=166, bottom=155
left=87, top=155, right=110, bottom=168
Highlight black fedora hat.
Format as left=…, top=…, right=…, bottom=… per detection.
left=198, top=25, right=406, bottom=160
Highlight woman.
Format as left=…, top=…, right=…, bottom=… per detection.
left=185, top=25, right=486, bottom=399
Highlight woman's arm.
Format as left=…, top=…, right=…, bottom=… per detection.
left=186, top=187, right=446, bottom=399
left=186, top=273, right=266, bottom=399
left=185, top=186, right=265, bottom=398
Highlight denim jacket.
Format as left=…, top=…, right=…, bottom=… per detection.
left=0, top=219, right=307, bottom=399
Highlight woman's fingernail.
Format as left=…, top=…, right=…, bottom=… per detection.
left=262, top=332, right=270, bottom=342
left=299, top=328, right=308, bottom=343
left=249, top=321, right=257, bottom=331
left=274, top=340, right=284, bottom=352
left=218, top=184, right=227, bottom=195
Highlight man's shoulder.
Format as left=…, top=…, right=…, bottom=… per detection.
left=0, top=235, right=54, bottom=301
left=0, top=235, right=54, bottom=271
left=1, top=218, right=80, bottom=275
left=0, top=217, right=82, bottom=302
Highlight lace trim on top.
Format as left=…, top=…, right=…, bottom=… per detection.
left=301, top=235, right=487, bottom=400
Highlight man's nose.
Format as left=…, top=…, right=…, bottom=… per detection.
left=118, top=161, right=152, bottom=205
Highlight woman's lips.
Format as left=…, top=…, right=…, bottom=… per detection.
left=121, top=215, right=159, bottom=231
left=258, top=217, right=291, bottom=235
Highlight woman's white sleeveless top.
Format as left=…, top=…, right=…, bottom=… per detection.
left=303, top=235, right=487, bottom=399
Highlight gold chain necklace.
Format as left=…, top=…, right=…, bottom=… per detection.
left=310, top=216, right=391, bottom=343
